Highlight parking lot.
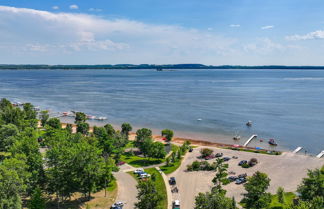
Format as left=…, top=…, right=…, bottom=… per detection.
left=168, top=147, right=324, bottom=209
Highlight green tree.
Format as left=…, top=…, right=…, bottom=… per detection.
left=121, top=123, right=132, bottom=139
left=28, top=187, right=45, bottom=209
left=277, top=187, right=285, bottom=204
left=76, top=122, right=89, bottom=135
left=161, top=129, right=173, bottom=142
left=39, top=110, right=49, bottom=127
left=0, top=157, right=29, bottom=209
left=140, top=137, right=153, bottom=158
left=212, top=158, right=229, bottom=194
left=135, top=179, right=162, bottom=209
left=104, top=124, right=116, bottom=137
left=242, top=171, right=271, bottom=209
left=195, top=190, right=237, bottom=209
left=297, top=166, right=324, bottom=202
left=75, top=112, right=87, bottom=124
left=65, top=123, right=73, bottom=134
left=200, top=148, right=213, bottom=158
left=23, top=103, right=37, bottom=120
left=47, top=118, right=61, bottom=129
left=149, top=142, right=166, bottom=159
left=0, top=123, right=19, bottom=152
left=10, top=136, right=44, bottom=194
left=136, top=128, right=152, bottom=146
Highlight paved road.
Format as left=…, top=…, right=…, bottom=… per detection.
left=114, top=165, right=138, bottom=209
left=171, top=147, right=324, bottom=209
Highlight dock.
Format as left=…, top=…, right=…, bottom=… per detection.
left=316, top=150, right=324, bottom=158
left=292, top=147, right=303, bottom=154
left=243, top=135, right=257, bottom=147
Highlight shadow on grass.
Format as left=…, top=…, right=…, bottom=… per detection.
left=46, top=196, right=94, bottom=209
left=129, top=159, right=163, bottom=167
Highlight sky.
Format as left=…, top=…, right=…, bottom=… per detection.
left=0, top=0, right=324, bottom=65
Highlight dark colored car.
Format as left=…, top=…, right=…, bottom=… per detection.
left=238, top=173, right=247, bottom=178
left=238, top=160, right=248, bottom=166
left=215, top=153, right=223, bottom=158
left=228, top=176, right=237, bottom=182
left=169, top=177, right=176, bottom=185
left=235, top=178, right=247, bottom=185
left=189, top=147, right=193, bottom=152
left=222, top=157, right=230, bottom=161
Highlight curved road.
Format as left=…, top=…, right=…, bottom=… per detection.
left=114, top=165, right=138, bottom=209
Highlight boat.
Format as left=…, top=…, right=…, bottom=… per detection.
left=156, top=67, right=163, bottom=71
left=87, top=115, right=96, bottom=120
left=197, top=118, right=202, bottom=121
left=246, top=121, right=252, bottom=127
left=233, top=135, right=241, bottom=140
left=96, top=117, right=107, bottom=121
left=268, top=139, right=277, bottom=146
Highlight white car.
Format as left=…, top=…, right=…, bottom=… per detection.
left=173, top=200, right=180, bottom=209
left=133, top=169, right=144, bottom=174
left=139, top=173, right=151, bottom=179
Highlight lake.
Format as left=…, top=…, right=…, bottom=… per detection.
left=1, top=69, right=323, bottom=154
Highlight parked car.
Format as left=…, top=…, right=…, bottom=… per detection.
left=139, top=173, right=151, bottom=179
left=173, top=200, right=180, bottom=209
left=189, top=147, right=193, bottom=152
left=169, top=177, right=176, bottom=185
left=111, top=201, right=124, bottom=209
left=232, top=156, right=238, bottom=159
left=228, top=176, right=237, bottom=182
left=238, top=173, right=247, bottom=178
left=238, top=160, right=248, bottom=166
left=133, top=168, right=144, bottom=174
left=215, top=153, right=223, bottom=158
left=222, top=157, right=231, bottom=161
left=248, top=158, right=258, bottom=167
left=235, top=178, right=246, bottom=185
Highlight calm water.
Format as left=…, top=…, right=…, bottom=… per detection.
left=1, top=69, right=324, bottom=154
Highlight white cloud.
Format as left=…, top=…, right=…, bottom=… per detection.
left=229, top=24, right=240, bottom=27
left=243, top=38, right=284, bottom=54
left=286, top=30, right=324, bottom=41
left=89, top=8, right=102, bottom=12
left=69, top=4, right=79, bottom=10
left=52, top=6, right=59, bottom=10
left=261, top=25, right=274, bottom=30
left=0, top=5, right=237, bottom=64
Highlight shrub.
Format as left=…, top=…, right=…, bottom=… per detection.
left=200, top=148, right=213, bottom=158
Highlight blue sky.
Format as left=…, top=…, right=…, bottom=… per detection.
left=0, top=0, right=324, bottom=65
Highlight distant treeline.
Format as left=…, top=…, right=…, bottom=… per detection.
left=1, top=64, right=324, bottom=70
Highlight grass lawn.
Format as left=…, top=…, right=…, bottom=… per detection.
left=160, top=158, right=182, bottom=174
left=45, top=179, right=118, bottom=209
left=121, top=153, right=164, bottom=168
left=240, top=192, right=296, bottom=209
left=128, top=168, right=168, bottom=209
left=269, top=192, right=296, bottom=209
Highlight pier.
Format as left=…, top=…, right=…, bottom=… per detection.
left=292, top=147, right=303, bottom=154
left=316, top=150, right=324, bottom=158
left=243, top=135, right=257, bottom=147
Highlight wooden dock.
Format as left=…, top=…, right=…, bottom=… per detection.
left=243, top=135, right=257, bottom=147
left=292, top=147, right=303, bottom=154
left=316, top=150, right=324, bottom=158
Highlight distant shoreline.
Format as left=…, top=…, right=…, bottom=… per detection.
left=2, top=64, right=324, bottom=70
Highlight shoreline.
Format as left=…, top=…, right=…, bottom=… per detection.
left=60, top=122, right=283, bottom=155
